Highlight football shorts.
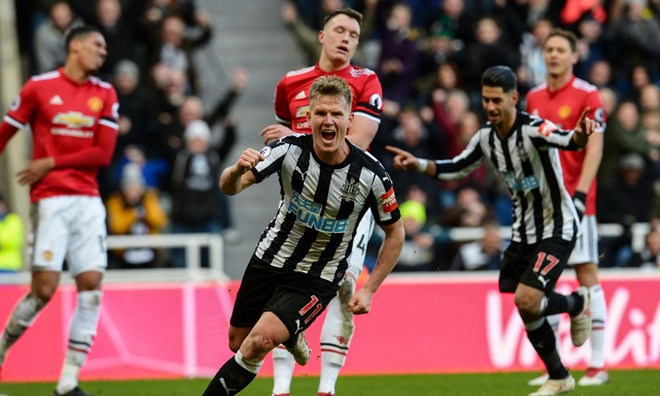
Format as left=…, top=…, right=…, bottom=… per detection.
left=30, top=196, right=107, bottom=276
left=567, top=215, right=599, bottom=266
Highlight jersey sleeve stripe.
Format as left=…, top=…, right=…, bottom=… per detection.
left=99, top=118, right=119, bottom=130
left=275, top=115, right=292, bottom=126
left=4, top=115, right=24, bottom=129
left=353, top=110, right=381, bottom=124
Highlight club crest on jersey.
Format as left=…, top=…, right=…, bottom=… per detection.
left=339, top=177, right=360, bottom=201
left=53, top=112, right=95, bottom=128
left=536, top=121, right=557, bottom=137
left=87, top=97, right=103, bottom=112
left=295, top=105, right=310, bottom=118
left=381, top=187, right=398, bottom=213
left=558, top=105, right=572, bottom=121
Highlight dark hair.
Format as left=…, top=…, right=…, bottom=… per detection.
left=545, top=28, right=578, bottom=53
left=65, top=25, right=102, bottom=54
left=481, top=66, right=517, bottom=93
left=324, top=8, right=363, bottom=27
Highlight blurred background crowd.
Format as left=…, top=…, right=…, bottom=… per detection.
left=1, top=0, right=658, bottom=272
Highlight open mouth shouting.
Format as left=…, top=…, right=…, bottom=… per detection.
left=321, top=129, right=337, bottom=142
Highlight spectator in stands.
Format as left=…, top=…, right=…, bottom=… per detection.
left=599, top=100, right=660, bottom=187
left=574, top=15, right=606, bottom=81
left=627, top=228, right=660, bottom=269
left=149, top=14, right=212, bottom=95
left=393, top=187, right=436, bottom=272
left=374, top=105, right=440, bottom=214
left=106, top=164, right=169, bottom=269
left=463, top=16, right=521, bottom=102
left=33, top=0, right=83, bottom=73
left=92, top=0, right=142, bottom=78
left=450, top=222, right=503, bottom=271
left=164, top=67, right=248, bottom=157
left=169, top=120, right=233, bottom=267
left=598, top=153, right=655, bottom=267
left=376, top=2, right=421, bottom=104
left=441, top=185, right=494, bottom=228
left=587, top=59, right=614, bottom=89
left=639, top=83, right=660, bottom=115
left=604, top=0, right=660, bottom=92
left=517, top=18, right=552, bottom=90
left=599, top=86, right=618, bottom=117
left=0, top=194, right=24, bottom=273
left=415, top=60, right=464, bottom=107
left=105, top=59, right=164, bottom=195
left=417, top=0, right=472, bottom=80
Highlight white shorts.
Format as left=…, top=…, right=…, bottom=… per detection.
left=30, top=196, right=108, bottom=276
left=567, top=215, right=599, bottom=266
left=346, top=210, right=375, bottom=280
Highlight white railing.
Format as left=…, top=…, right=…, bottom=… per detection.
left=447, top=222, right=650, bottom=252
left=0, top=223, right=651, bottom=285
left=0, top=233, right=227, bottom=285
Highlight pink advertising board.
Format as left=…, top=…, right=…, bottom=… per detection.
left=0, top=271, right=658, bottom=382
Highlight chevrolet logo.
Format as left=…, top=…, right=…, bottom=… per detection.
left=52, top=112, right=95, bottom=128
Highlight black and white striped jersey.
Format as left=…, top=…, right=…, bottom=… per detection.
left=431, top=110, right=581, bottom=244
left=251, top=134, right=400, bottom=284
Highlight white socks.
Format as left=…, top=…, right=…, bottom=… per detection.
left=56, top=290, right=102, bottom=394
left=272, top=346, right=295, bottom=394
left=0, top=293, right=46, bottom=365
left=588, top=285, right=607, bottom=368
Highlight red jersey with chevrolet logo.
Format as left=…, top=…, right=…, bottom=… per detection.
left=1, top=69, right=119, bottom=202
left=274, top=63, right=383, bottom=133
left=526, top=76, right=606, bottom=215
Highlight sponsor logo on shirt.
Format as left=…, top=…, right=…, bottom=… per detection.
left=53, top=112, right=95, bottom=128
left=381, top=187, right=397, bottom=213
left=295, top=105, right=310, bottom=118
left=294, top=90, right=307, bottom=100
left=288, top=191, right=348, bottom=233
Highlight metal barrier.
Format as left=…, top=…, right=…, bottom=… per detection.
left=448, top=222, right=650, bottom=252
left=0, top=223, right=651, bottom=285
left=0, top=233, right=227, bottom=285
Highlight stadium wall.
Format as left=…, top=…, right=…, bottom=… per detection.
left=0, top=271, right=658, bottom=382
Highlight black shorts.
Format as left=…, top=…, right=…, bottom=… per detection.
left=230, top=256, right=339, bottom=340
left=499, top=237, right=576, bottom=293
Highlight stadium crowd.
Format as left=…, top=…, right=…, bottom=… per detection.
left=7, top=0, right=660, bottom=271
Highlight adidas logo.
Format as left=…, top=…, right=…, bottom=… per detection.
left=294, top=90, right=306, bottom=100
left=49, top=95, right=63, bottom=105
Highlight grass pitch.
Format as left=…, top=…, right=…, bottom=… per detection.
left=1, top=370, right=658, bottom=395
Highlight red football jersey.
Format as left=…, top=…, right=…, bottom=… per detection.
left=526, top=76, right=606, bottom=214
left=274, top=63, right=383, bottom=134
left=0, top=69, right=119, bottom=202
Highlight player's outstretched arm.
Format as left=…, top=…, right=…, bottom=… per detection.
left=348, top=219, right=404, bottom=315
left=385, top=145, right=436, bottom=177
left=572, top=107, right=597, bottom=147
left=259, top=124, right=295, bottom=145
left=219, top=148, right=263, bottom=195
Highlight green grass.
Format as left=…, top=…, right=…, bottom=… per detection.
left=1, top=370, right=658, bottom=395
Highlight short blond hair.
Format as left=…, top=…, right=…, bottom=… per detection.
left=309, top=75, right=352, bottom=110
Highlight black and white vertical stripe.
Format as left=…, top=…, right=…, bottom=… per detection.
left=251, top=135, right=398, bottom=284
left=431, top=111, right=580, bottom=244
